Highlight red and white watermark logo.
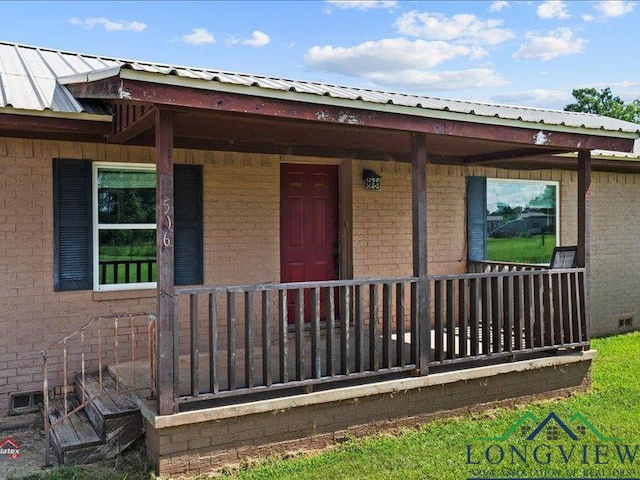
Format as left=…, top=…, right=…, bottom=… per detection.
left=0, top=437, right=20, bottom=459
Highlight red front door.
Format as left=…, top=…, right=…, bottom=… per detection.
left=280, top=163, right=339, bottom=322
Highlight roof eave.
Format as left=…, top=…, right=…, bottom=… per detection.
left=0, top=105, right=111, bottom=122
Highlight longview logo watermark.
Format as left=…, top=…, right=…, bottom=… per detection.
left=465, top=412, right=639, bottom=480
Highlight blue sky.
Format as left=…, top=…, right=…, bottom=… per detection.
left=3, top=0, right=638, bottom=110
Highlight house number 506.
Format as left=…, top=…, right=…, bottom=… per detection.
left=163, top=199, right=172, bottom=247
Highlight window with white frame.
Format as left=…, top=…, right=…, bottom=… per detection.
left=93, top=163, right=157, bottom=290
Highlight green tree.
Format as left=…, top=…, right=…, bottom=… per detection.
left=565, top=87, right=640, bottom=123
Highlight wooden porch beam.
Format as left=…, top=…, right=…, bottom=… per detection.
left=130, top=132, right=421, bottom=162
left=577, top=150, right=591, bottom=342
left=577, top=150, right=591, bottom=269
left=156, top=109, right=178, bottom=415
left=466, top=148, right=571, bottom=164
left=84, top=78, right=635, bottom=153
left=411, top=133, right=430, bottom=375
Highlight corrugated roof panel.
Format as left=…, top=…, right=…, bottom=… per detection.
left=51, top=82, right=87, bottom=112
left=0, top=43, right=121, bottom=113
left=0, top=72, right=15, bottom=108
left=4, top=72, right=40, bottom=110
left=255, top=77, right=299, bottom=91
left=212, top=72, right=256, bottom=86
left=171, top=68, right=201, bottom=80
left=189, top=69, right=219, bottom=81
left=40, top=50, right=87, bottom=76
left=71, top=54, right=117, bottom=73
left=0, top=44, right=27, bottom=76
left=285, top=81, right=328, bottom=96
left=16, top=47, right=55, bottom=80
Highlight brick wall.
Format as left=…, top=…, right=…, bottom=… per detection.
left=0, top=138, right=159, bottom=416
left=0, top=134, right=637, bottom=414
left=199, top=151, right=279, bottom=286
left=590, top=172, right=640, bottom=336
left=352, top=164, right=579, bottom=278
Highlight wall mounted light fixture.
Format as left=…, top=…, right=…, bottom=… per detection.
left=363, top=169, right=381, bottom=190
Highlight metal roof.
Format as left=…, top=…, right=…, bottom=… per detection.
left=1, top=40, right=640, bottom=136
left=0, top=42, right=117, bottom=116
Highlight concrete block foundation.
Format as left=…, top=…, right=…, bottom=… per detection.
left=140, top=351, right=594, bottom=477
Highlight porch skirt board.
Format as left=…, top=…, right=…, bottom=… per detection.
left=143, top=354, right=592, bottom=477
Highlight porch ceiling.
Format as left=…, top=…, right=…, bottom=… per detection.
left=120, top=108, right=569, bottom=163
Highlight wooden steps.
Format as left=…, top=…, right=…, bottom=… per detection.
left=48, top=370, right=144, bottom=465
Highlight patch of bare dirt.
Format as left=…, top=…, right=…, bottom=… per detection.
left=0, top=414, right=151, bottom=480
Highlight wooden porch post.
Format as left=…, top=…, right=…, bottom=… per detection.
left=411, top=133, right=430, bottom=374
left=578, top=149, right=591, bottom=343
left=156, top=109, right=178, bottom=415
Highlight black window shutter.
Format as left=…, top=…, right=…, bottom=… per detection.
left=174, top=165, right=203, bottom=285
left=466, top=176, right=487, bottom=262
left=53, top=159, right=93, bottom=291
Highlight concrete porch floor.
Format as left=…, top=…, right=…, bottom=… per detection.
left=111, top=327, right=526, bottom=399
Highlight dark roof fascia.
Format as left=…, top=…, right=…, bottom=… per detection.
left=0, top=112, right=110, bottom=142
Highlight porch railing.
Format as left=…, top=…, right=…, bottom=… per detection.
left=42, top=312, right=157, bottom=465
left=174, top=278, right=419, bottom=407
left=467, top=260, right=547, bottom=273
left=428, top=268, right=587, bottom=367
left=172, top=268, right=588, bottom=409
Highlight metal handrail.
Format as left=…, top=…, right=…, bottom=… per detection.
left=42, top=312, right=157, bottom=466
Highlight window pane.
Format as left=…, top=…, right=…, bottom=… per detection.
left=98, top=169, right=156, bottom=224
left=98, top=229, right=156, bottom=285
left=486, top=180, right=557, bottom=264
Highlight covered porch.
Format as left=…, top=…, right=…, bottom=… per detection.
left=111, top=96, right=599, bottom=417
left=41, top=62, right=639, bottom=474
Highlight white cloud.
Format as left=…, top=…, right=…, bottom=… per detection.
left=582, top=13, right=595, bottom=21
left=492, top=89, right=571, bottom=108
left=305, top=38, right=482, bottom=73
left=69, top=17, right=146, bottom=32
left=489, top=1, right=509, bottom=12
left=487, top=182, right=548, bottom=213
left=537, top=1, right=571, bottom=19
left=325, top=0, right=397, bottom=10
left=228, top=30, right=271, bottom=47
left=513, top=28, right=586, bottom=61
left=395, top=11, right=515, bottom=45
left=601, top=80, right=640, bottom=89
left=182, top=28, right=215, bottom=45
left=594, top=0, right=635, bottom=17
left=367, top=68, right=508, bottom=90
left=304, top=38, right=506, bottom=90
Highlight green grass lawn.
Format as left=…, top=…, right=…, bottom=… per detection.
left=219, top=332, right=640, bottom=480
left=20, top=332, right=640, bottom=480
left=488, top=234, right=556, bottom=264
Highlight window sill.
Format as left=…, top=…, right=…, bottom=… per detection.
left=93, top=288, right=157, bottom=302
